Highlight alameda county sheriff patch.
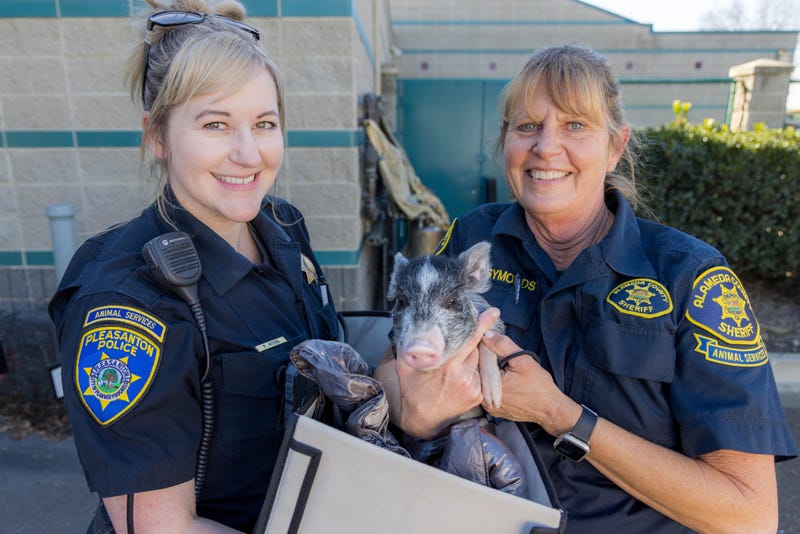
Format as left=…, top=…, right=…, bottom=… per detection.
left=686, top=266, right=767, bottom=367
left=606, top=278, right=673, bottom=318
left=75, top=305, right=165, bottom=426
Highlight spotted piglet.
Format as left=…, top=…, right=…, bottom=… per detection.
left=387, top=241, right=505, bottom=412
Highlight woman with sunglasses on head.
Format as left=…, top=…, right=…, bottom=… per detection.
left=376, top=44, right=797, bottom=532
left=49, top=1, right=339, bottom=532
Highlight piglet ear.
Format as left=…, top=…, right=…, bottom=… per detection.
left=458, top=241, right=492, bottom=294
left=387, top=252, right=410, bottom=301
left=393, top=251, right=409, bottom=269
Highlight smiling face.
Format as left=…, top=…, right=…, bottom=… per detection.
left=502, top=84, right=623, bottom=224
left=156, top=69, right=283, bottom=234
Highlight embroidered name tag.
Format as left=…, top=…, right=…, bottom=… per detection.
left=686, top=266, right=760, bottom=345
left=606, top=278, right=673, bottom=318
left=256, top=336, right=287, bottom=352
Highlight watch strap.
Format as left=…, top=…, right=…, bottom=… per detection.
left=571, top=405, right=598, bottom=444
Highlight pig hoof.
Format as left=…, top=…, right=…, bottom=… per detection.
left=482, top=384, right=502, bottom=410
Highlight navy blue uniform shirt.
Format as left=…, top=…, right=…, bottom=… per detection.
left=49, top=197, right=338, bottom=532
left=438, top=190, right=797, bottom=533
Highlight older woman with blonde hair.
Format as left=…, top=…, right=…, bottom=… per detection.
left=376, top=43, right=797, bottom=532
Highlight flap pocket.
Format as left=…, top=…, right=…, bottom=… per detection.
left=221, top=334, right=304, bottom=398
left=586, top=316, right=675, bottom=383
left=487, top=283, right=536, bottom=332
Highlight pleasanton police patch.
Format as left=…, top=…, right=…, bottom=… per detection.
left=75, top=320, right=162, bottom=426
left=606, top=278, right=673, bottom=318
left=686, top=266, right=760, bottom=346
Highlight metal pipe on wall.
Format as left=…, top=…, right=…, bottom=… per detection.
left=46, top=203, right=78, bottom=284
left=373, top=0, right=382, bottom=96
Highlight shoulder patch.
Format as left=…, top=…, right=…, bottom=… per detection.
left=434, top=218, right=457, bottom=256
left=84, top=305, right=166, bottom=342
left=75, top=306, right=164, bottom=426
left=686, top=266, right=760, bottom=345
left=606, top=278, right=673, bottom=318
left=693, top=333, right=768, bottom=367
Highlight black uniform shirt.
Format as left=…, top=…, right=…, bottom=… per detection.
left=50, top=197, right=338, bottom=531
left=438, top=191, right=797, bottom=532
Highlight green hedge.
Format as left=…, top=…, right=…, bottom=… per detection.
left=637, top=114, right=800, bottom=290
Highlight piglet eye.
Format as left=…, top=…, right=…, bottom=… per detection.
left=393, top=295, right=408, bottom=311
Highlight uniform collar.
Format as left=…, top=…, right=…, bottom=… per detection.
left=600, top=190, right=657, bottom=278
left=168, top=198, right=293, bottom=295
left=488, top=190, right=656, bottom=279
left=492, top=202, right=535, bottom=243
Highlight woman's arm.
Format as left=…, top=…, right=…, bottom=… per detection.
left=481, top=331, right=779, bottom=534
left=373, top=308, right=499, bottom=439
left=104, top=480, right=242, bottom=533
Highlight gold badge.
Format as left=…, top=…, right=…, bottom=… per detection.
left=301, top=254, right=317, bottom=285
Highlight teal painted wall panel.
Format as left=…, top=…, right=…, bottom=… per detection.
left=60, top=0, right=129, bottom=17
left=0, top=1, right=57, bottom=17
left=240, top=0, right=278, bottom=17
left=398, top=80, right=508, bottom=218
left=0, top=0, right=363, bottom=18
left=2, top=129, right=360, bottom=148
left=281, top=0, right=352, bottom=17
left=26, top=251, right=54, bottom=266
left=287, top=130, right=363, bottom=147
left=6, top=131, right=73, bottom=148
left=76, top=131, right=143, bottom=147
left=0, top=251, right=24, bottom=266
left=480, top=80, right=510, bottom=203
left=314, top=248, right=361, bottom=265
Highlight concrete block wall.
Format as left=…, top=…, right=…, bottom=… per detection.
left=388, top=0, right=798, bottom=127
left=0, top=0, right=395, bottom=313
left=2, top=0, right=795, bottom=313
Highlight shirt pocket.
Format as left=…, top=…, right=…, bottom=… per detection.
left=582, top=316, right=678, bottom=448
left=586, top=316, right=676, bottom=382
left=487, top=282, right=537, bottom=331
left=217, top=334, right=305, bottom=457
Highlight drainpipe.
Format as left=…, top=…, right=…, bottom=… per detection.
left=374, top=0, right=382, bottom=96
left=46, top=203, right=78, bottom=284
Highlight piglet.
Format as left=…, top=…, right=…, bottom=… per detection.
left=387, top=241, right=504, bottom=411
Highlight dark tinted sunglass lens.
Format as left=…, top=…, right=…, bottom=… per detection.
left=149, top=11, right=204, bottom=29
left=148, top=11, right=259, bottom=41
left=228, top=21, right=260, bottom=40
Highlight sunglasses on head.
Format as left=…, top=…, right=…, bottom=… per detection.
left=142, top=10, right=261, bottom=105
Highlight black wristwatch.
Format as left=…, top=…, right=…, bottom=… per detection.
left=553, top=405, right=598, bottom=462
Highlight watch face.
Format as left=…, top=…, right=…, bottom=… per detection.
left=554, top=434, right=589, bottom=462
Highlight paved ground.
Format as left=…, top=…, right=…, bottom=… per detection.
left=0, top=430, right=96, bottom=533
left=777, top=389, right=800, bottom=534
left=1, top=355, right=799, bottom=533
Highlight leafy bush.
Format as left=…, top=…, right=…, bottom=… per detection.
left=637, top=106, right=800, bottom=290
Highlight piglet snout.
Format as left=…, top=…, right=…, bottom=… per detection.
left=400, top=330, right=446, bottom=370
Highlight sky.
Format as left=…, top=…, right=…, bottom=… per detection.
left=585, top=1, right=712, bottom=31
left=585, top=0, right=800, bottom=110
